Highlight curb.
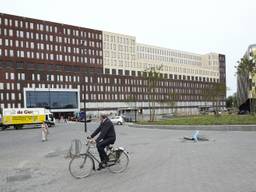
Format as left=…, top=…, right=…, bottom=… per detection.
left=127, top=124, right=256, bottom=131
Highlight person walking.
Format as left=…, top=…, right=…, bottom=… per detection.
left=41, top=122, right=49, bottom=142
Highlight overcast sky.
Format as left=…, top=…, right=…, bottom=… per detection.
left=1, top=0, right=256, bottom=96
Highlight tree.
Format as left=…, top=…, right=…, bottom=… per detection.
left=226, top=94, right=238, bottom=108
left=200, top=83, right=227, bottom=115
left=143, top=66, right=163, bottom=121
left=236, top=57, right=256, bottom=76
left=211, top=83, right=227, bottom=115
left=201, top=86, right=213, bottom=108
left=167, top=92, right=177, bottom=115
left=126, top=94, right=137, bottom=122
left=236, top=56, right=256, bottom=113
left=158, top=92, right=177, bottom=115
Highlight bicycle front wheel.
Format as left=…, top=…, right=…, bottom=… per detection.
left=69, top=154, right=94, bottom=179
left=108, top=151, right=129, bottom=173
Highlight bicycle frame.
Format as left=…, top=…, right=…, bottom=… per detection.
left=80, top=141, right=101, bottom=170
left=81, top=141, right=122, bottom=169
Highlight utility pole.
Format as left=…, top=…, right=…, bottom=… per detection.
left=84, top=92, right=87, bottom=132
left=81, top=40, right=87, bottom=133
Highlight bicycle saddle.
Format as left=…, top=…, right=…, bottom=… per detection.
left=107, top=144, right=114, bottom=150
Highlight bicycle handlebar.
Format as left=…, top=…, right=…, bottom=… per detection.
left=85, top=138, right=96, bottom=147
left=86, top=136, right=91, bottom=139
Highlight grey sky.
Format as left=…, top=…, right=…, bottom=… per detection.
left=1, top=0, right=256, bottom=96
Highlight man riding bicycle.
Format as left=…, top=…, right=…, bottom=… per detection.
left=88, top=114, right=116, bottom=170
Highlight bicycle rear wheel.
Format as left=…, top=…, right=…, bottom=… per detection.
left=69, top=154, right=94, bottom=178
left=108, top=151, right=129, bottom=173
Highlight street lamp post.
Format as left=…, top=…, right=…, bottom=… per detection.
left=81, top=40, right=87, bottom=133
left=84, top=91, right=87, bottom=133
left=134, top=95, right=137, bottom=122
left=48, top=86, right=51, bottom=109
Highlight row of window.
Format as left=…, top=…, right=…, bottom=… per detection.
left=0, top=62, right=103, bottom=75
left=17, top=73, right=89, bottom=83
left=137, top=45, right=202, bottom=61
left=0, top=103, right=21, bottom=109
left=0, top=16, right=102, bottom=40
left=104, top=68, right=219, bottom=83
left=104, top=43, right=135, bottom=53
left=103, top=60, right=214, bottom=79
left=0, top=88, right=207, bottom=104
left=0, top=29, right=102, bottom=48
left=137, top=53, right=202, bottom=66
left=80, top=85, right=205, bottom=95
left=104, top=34, right=135, bottom=45
left=0, top=92, right=21, bottom=100
left=105, top=59, right=136, bottom=69
left=104, top=51, right=135, bottom=60
left=1, top=38, right=103, bottom=56
left=160, top=64, right=218, bottom=77
left=2, top=64, right=218, bottom=85
left=0, top=80, right=213, bottom=97
left=3, top=72, right=108, bottom=84
left=4, top=72, right=25, bottom=80
left=0, top=82, right=21, bottom=90
left=3, top=70, right=218, bottom=86
left=80, top=93, right=206, bottom=101
left=0, top=48, right=102, bottom=64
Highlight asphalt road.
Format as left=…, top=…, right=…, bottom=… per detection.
left=1, top=122, right=256, bottom=192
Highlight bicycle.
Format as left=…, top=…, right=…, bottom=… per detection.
left=68, top=139, right=129, bottom=179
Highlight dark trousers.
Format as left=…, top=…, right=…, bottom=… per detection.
left=97, top=137, right=115, bottom=162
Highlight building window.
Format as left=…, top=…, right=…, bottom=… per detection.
left=29, top=22, right=33, bottom=29
left=6, top=93, right=10, bottom=101
left=4, top=18, right=8, bottom=26
left=5, top=39, right=8, bottom=46
left=18, top=73, right=25, bottom=80
left=6, top=83, right=10, bottom=90
left=11, top=93, right=15, bottom=100
left=10, top=73, right=15, bottom=80
left=9, top=29, right=13, bottom=36
left=118, top=69, right=123, bottom=75
left=9, top=50, right=14, bottom=57
left=125, top=70, right=130, bottom=76
left=40, top=24, right=44, bottom=31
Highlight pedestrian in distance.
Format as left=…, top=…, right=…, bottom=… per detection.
left=41, top=122, right=49, bottom=142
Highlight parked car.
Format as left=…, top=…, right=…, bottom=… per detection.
left=110, top=116, right=124, bottom=125
left=161, top=113, right=174, bottom=119
left=238, top=110, right=249, bottom=115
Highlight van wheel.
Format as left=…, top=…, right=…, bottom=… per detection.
left=14, top=125, right=23, bottom=130
left=1, top=126, right=8, bottom=131
left=117, top=121, right=122, bottom=125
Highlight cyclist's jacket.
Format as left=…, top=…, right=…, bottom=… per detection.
left=91, top=118, right=116, bottom=143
